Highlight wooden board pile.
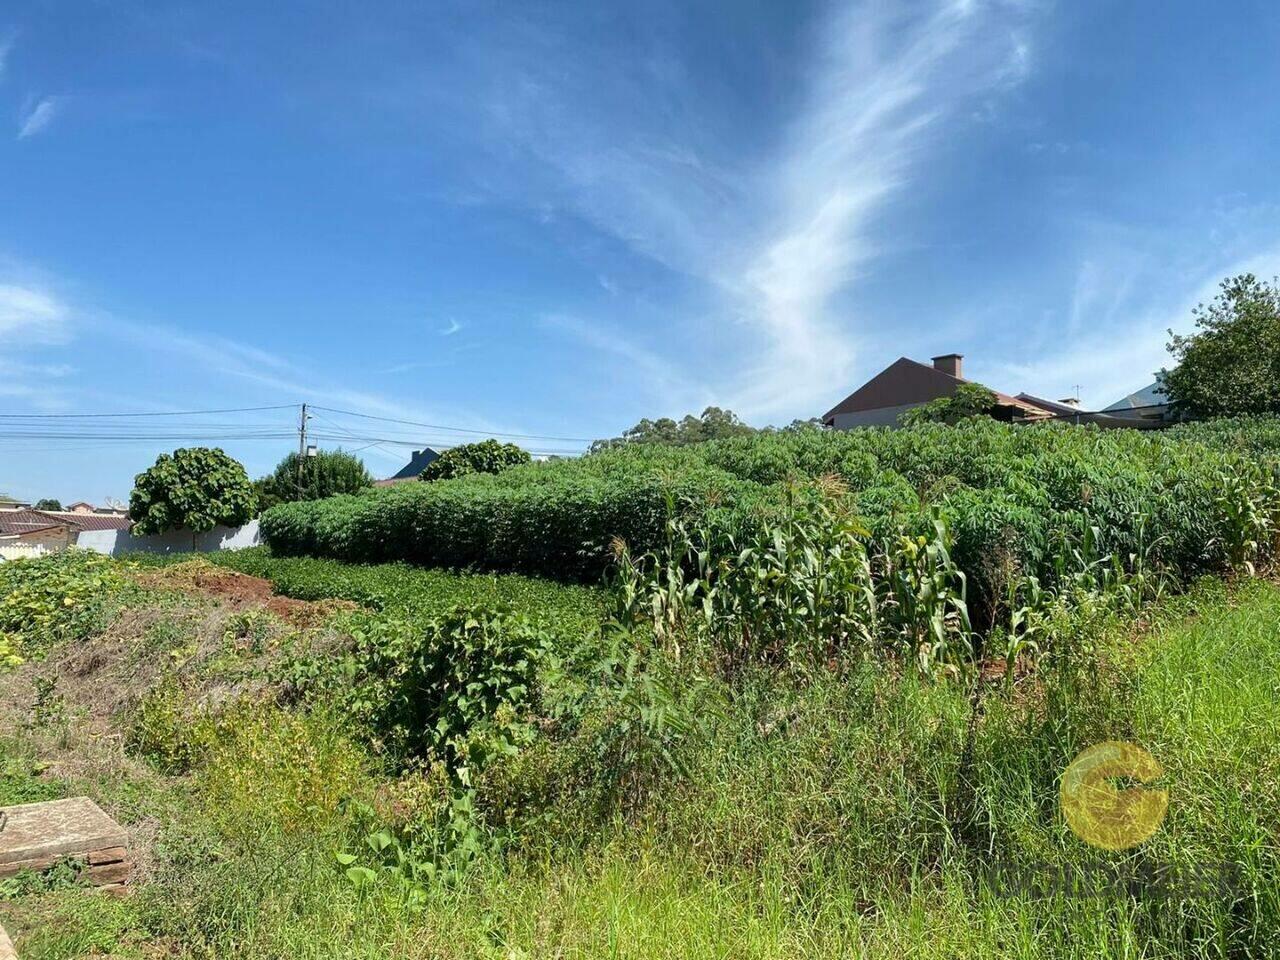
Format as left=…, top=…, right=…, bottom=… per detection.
left=0, top=797, right=131, bottom=894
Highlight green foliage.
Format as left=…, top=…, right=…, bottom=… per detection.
left=1164, top=273, right=1280, bottom=418
left=33, top=498, right=63, bottom=511
left=304, top=604, right=552, bottom=767
left=261, top=448, right=757, bottom=579
left=260, top=417, right=1280, bottom=636
left=899, top=382, right=1000, bottom=426
left=0, top=550, right=125, bottom=664
left=125, top=677, right=214, bottom=774
left=129, top=446, right=256, bottom=535
left=419, top=439, right=531, bottom=482
left=253, top=449, right=373, bottom=512
left=591, top=405, right=757, bottom=452
left=209, top=548, right=603, bottom=639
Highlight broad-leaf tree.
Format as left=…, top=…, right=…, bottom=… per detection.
left=130, top=447, right=256, bottom=537
left=420, top=439, right=531, bottom=481
left=900, top=383, right=999, bottom=427
left=34, top=498, right=63, bottom=511
left=255, top=449, right=373, bottom=511
left=1162, top=273, right=1280, bottom=419
left=591, top=406, right=756, bottom=452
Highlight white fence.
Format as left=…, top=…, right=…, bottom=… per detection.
left=75, top=520, right=261, bottom=557
left=0, top=542, right=49, bottom=562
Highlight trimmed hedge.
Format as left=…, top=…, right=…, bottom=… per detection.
left=261, top=418, right=1280, bottom=597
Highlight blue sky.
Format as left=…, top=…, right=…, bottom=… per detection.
left=3, top=0, right=1280, bottom=503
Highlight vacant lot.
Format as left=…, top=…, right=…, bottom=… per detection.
left=1, top=543, right=1276, bottom=959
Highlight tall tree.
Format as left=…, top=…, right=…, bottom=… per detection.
left=255, top=449, right=373, bottom=511
left=1162, top=274, right=1280, bottom=419
left=34, top=499, right=63, bottom=511
left=591, top=406, right=756, bottom=452
left=130, top=447, right=256, bottom=539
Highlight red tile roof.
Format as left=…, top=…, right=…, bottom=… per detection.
left=0, top=510, right=131, bottom=537
left=40, top=511, right=132, bottom=531
left=0, top=510, right=72, bottom=537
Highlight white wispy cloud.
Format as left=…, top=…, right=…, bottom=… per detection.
left=725, top=0, right=1041, bottom=417
left=439, top=318, right=463, bottom=336
left=542, top=313, right=711, bottom=413
left=0, top=283, right=70, bottom=343
left=0, top=30, right=16, bottom=80
left=476, top=0, right=1042, bottom=422
left=0, top=280, right=75, bottom=409
left=18, top=95, right=62, bottom=139
left=977, top=241, right=1280, bottom=410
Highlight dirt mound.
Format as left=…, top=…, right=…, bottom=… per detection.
left=135, top=560, right=354, bottom=626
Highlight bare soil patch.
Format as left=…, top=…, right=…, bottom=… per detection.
left=134, top=560, right=355, bottom=626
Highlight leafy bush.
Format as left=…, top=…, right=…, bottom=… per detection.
left=130, top=446, right=256, bottom=536
left=260, top=417, right=1280, bottom=628
left=419, top=439, right=531, bottom=482
left=210, top=548, right=603, bottom=640
left=303, top=604, right=553, bottom=767
left=254, top=449, right=373, bottom=511
left=0, top=550, right=125, bottom=664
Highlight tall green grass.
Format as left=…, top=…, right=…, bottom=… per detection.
left=7, top=576, right=1274, bottom=959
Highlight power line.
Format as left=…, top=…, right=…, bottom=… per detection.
left=0, top=404, right=297, bottom=419
left=309, top=404, right=593, bottom=444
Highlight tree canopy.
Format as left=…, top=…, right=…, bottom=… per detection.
left=899, top=383, right=999, bottom=427
left=33, top=499, right=63, bottom=511
left=419, top=439, right=531, bottom=481
left=129, top=447, right=257, bottom=536
left=255, top=449, right=373, bottom=512
left=1162, top=273, right=1280, bottom=420
left=591, top=406, right=757, bottom=452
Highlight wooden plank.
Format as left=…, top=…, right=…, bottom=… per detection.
left=86, top=846, right=128, bottom=866
left=84, top=860, right=132, bottom=885
left=0, top=798, right=127, bottom=867
left=0, top=923, right=15, bottom=960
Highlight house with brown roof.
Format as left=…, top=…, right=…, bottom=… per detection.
left=821, top=354, right=1056, bottom=429
left=0, top=510, right=80, bottom=553
left=0, top=508, right=132, bottom=557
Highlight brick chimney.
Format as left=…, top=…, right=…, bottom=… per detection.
left=932, top=353, right=963, bottom=379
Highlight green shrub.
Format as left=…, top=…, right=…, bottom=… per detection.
left=305, top=604, right=554, bottom=767
left=419, top=438, right=531, bottom=482
left=259, top=417, right=1280, bottom=626
left=0, top=550, right=126, bottom=663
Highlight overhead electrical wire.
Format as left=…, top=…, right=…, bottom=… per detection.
left=0, top=404, right=298, bottom=419
left=0, top=402, right=592, bottom=458
left=309, top=404, right=593, bottom=444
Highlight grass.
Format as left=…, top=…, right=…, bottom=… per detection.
left=206, top=547, right=606, bottom=639
left=1, top=559, right=1277, bottom=958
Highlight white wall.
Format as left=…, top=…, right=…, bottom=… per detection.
left=75, top=520, right=261, bottom=557
left=0, top=542, right=49, bottom=562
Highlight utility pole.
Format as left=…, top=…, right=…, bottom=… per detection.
left=297, top=403, right=309, bottom=489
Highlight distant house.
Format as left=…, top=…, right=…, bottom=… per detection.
left=65, top=501, right=129, bottom=516
left=1103, top=381, right=1170, bottom=422
left=0, top=499, right=33, bottom=511
left=374, top=447, right=442, bottom=486
left=0, top=510, right=79, bottom=552
left=821, top=354, right=1055, bottom=429
left=0, top=508, right=132, bottom=557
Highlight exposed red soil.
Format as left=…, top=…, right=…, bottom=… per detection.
left=138, top=564, right=354, bottom=626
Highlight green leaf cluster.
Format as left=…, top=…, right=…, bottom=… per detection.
left=254, top=449, right=373, bottom=512
left=419, top=439, right=531, bottom=482
left=129, top=447, right=256, bottom=536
